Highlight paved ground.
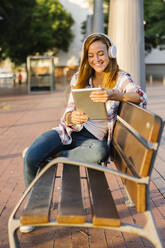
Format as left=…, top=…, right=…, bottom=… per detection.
left=147, top=85, right=165, bottom=196
left=0, top=83, right=165, bottom=248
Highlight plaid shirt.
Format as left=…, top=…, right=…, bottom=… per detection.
left=54, top=71, right=147, bottom=144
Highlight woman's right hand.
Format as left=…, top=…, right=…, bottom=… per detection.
left=70, top=110, right=88, bottom=124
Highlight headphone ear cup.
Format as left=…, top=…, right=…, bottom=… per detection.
left=108, top=45, right=117, bottom=58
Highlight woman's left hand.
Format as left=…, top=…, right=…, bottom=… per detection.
left=90, top=89, right=112, bottom=103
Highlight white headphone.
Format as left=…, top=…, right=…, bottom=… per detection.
left=82, top=33, right=117, bottom=58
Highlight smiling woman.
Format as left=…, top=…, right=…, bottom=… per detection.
left=20, top=33, right=147, bottom=233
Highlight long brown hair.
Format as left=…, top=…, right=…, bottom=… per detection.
left=75, top=33, right=119, bottom=89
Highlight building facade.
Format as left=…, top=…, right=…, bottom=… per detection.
left=145, top=49, right=165, bottom=85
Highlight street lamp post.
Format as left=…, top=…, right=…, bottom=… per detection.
left=92, top=0, right=104, bottom=33
left=86, top=14, right=93, bottom=36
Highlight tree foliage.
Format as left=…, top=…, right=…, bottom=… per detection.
left=144, top=0, right=165, bottom=52
left=0, top=0, right=74, bottom=65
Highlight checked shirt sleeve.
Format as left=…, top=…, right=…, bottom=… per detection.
left=117, top=72, right=147, bottom=108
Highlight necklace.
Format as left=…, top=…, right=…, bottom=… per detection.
left=92, top=78, right=102, bottom=88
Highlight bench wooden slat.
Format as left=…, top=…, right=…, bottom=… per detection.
left=86, top=168, right=120, bottom=227
left=20, top=166, right=56, bottom=225
left=118, top=102, right=157, bottom=140
left=57, top=164, right=85, bottom=224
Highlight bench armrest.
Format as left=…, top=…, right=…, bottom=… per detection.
left=48, top=157, right=149, bottom=184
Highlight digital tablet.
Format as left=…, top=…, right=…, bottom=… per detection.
left=72, top=88, right=108, bottom=120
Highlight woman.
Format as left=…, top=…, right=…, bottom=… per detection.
left=21, top=33, right=147, bottom=233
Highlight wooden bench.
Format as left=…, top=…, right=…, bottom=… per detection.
left=8, top=102, right=164, bottom=248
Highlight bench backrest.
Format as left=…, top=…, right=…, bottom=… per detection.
left=111, top=102, right=164, bottom=212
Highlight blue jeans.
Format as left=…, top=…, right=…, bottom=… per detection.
left=24, top=128, right=108, bottom=188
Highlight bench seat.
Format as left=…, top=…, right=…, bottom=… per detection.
left=20, top=163, right=120, bottom=227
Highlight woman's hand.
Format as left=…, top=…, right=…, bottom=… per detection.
left=90, top=88, right=141, bottom=103
left=90, top=89, right=113, bottom=103
left=66, top=110, right=88, bottom=125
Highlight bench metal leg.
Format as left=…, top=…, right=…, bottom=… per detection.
left=142, top=210, right=164, bottom=248
left=113, top=209, right=164, bottom=248
left=122, top=186, right=163, bottom=247
left=8, top=218, right=20, bottom=248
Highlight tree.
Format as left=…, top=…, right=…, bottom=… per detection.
left=144, top=0, right=165, bottom=53
left=0, top=0, right=74, bottom=65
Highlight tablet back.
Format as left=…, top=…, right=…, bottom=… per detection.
left=72, top=88, right=107, bottom=120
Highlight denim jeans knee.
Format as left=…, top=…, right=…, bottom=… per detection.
left=61, top=138, right=108, bottom=164
left=23, top=129, right=64, bottom=188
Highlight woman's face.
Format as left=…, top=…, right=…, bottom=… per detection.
left=88, top=40, right=110, bottom=73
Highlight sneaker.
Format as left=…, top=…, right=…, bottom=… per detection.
left=20, top=225, right=35, bottom=233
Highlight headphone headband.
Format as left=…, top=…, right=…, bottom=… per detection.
left=82, top=33, right=117, bottom=58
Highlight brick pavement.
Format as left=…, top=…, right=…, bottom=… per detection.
left=0, top=83, right=165, bottom=248
left=147, top=85, right=165, bottom=196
